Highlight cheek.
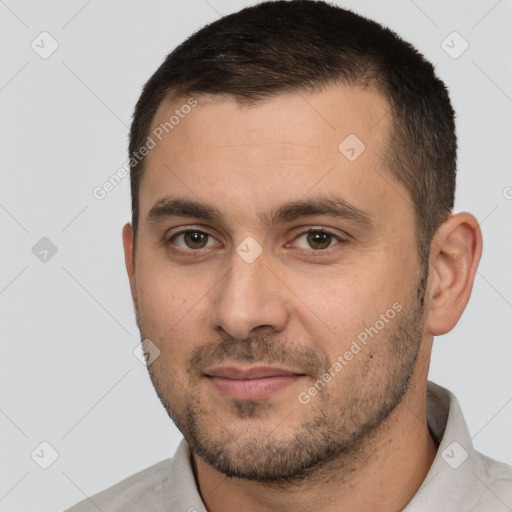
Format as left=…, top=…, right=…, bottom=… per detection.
left=290, top=261, right=409, bottom=355
left=135, top=261, right=209, bottom=350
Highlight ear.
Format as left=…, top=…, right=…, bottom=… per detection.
left=122, top=223, right=137, bottom=307
left=425, top=212, right=483, bottom=336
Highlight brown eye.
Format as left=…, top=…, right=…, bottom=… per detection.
left=172, top=230, right=214, bottom=250
left=183, top=231, right=209, bottom=248
left=306, top=231, right=333, bottom=249
left=293, top=230, right=342, bottom=250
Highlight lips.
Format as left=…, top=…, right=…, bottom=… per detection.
left=204, top=365, right=306, bottom=400
left=205, top=365, right=304, bottom=379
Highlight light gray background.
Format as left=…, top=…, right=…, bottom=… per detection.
left=1, top=1, right=511, bottom=511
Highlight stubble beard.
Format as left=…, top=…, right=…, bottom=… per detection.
left=141, top=274, right=428, bottom=485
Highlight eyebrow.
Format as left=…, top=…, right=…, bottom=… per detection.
left=146, top=195, right=375, bottom=229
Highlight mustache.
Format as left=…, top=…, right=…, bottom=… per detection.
left=186, top=335, right=330, bottom=379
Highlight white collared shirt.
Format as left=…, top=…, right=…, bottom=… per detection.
left=64, top=381, right=512, bottom=511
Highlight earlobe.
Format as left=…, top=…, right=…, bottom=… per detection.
left=122, top=223, right=137, bottom=306
left=425, top=213, right=483, bottom=336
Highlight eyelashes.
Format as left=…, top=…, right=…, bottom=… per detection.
left=292, top=230, right=343, bottom=250
left=170, top=230, right=220, bottom=250
left=167, top=228, right=345, bottom=253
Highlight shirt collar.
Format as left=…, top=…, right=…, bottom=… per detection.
left=404, top=381, right=484, bottom=510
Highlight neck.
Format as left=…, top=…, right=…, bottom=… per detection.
left=192, top=378, right=437, bottom=512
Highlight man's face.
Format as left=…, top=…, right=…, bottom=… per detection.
left=127, top=84, right=429, bottom=482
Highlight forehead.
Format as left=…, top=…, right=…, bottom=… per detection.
left=139, top=84, right=410, bottom=231
left=150, top=84, right=390, bottom=153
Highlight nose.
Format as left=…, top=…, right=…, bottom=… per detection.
left=210, top=249, right=290, bottom=340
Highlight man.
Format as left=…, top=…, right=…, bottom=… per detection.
left=65, top=1, right=512, bottom=510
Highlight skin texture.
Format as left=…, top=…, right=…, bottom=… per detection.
left=122, top=84, right=482, bottom=512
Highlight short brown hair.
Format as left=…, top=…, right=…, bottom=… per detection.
left=129, top=0, right=456, bottom=264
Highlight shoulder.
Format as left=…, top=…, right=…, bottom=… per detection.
left=63, top=458, right=172, bottom=512
left=472, top=451, right=512, bottom=509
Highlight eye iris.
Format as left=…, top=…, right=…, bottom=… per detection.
left=307, top=231, right=332, bottom=249
left=184, top=231, right=208, bottom=249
